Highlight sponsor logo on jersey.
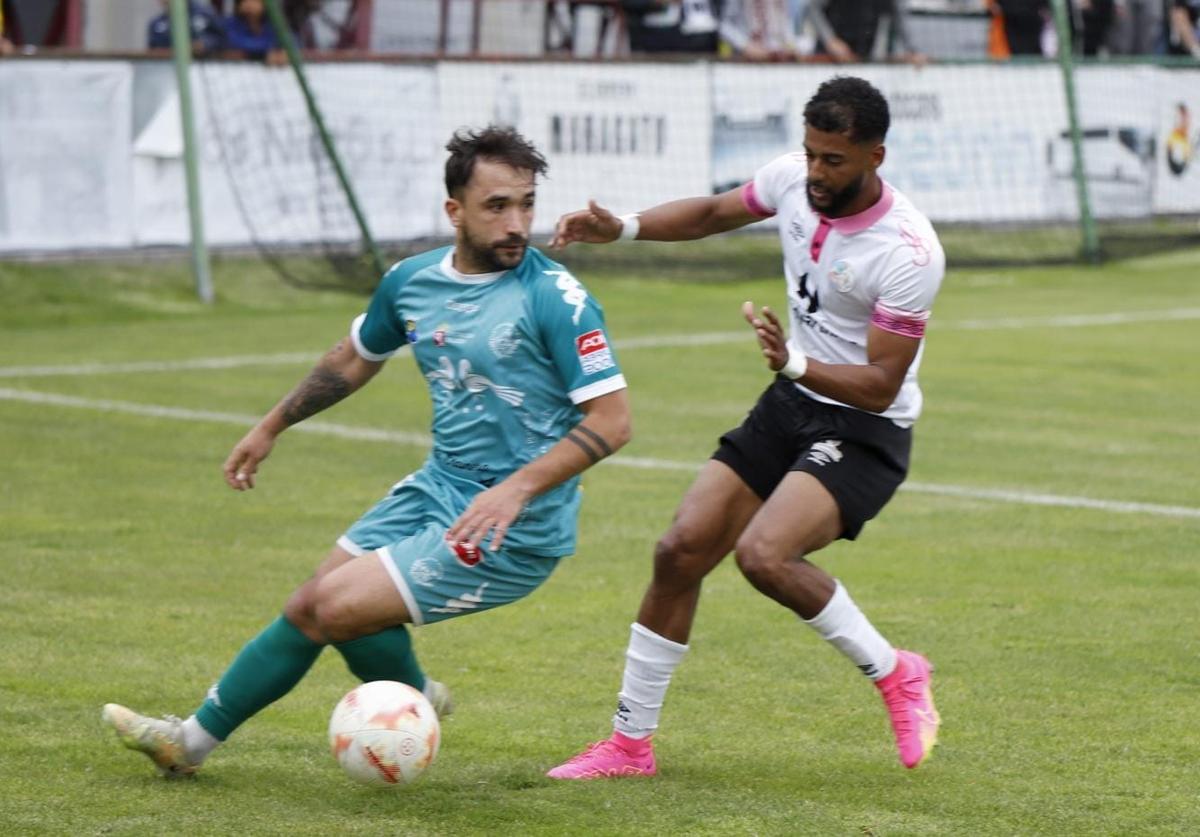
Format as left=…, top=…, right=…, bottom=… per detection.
left=806, top=439, right=843, bottom=466
left=410, top=557, right=444, bottom=587
left=829, top=259, right=854, bottom=292
left=788, top=217, right=807, bottom=243
left=546, top=269, right=587, bottom=324
left=446, top=300, right=481, bottom=314
left=576, top=329, right=616, bottom=375
left=488, top=322, right=521, bottom=358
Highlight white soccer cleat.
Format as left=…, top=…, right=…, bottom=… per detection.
left=424, top=679, right=453, bottom=719
left=101, top=703, right=198, bottom=778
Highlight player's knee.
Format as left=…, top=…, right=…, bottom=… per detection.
left=312, top=582, right=361, bottom=644
left=652, top=529, right=709, bottom=588
left=283, top=583, right=321, bottom=638
left=733, top=535, right=786, bottom=590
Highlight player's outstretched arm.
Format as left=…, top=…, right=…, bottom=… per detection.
left=222, top=337, right=385, bottom=490
left=550, top=186, right=759, bottom=249
left=446, top=388, right=632, bottom=552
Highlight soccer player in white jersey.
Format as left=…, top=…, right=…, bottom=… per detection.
left=101, top=127, right=632, bottom=778
left=546, top=76, right=945, bottom=778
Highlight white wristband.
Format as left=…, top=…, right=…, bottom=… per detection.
left=618, top=213, right=640, bottom=241
left=780, top=350, right=807, bottom=380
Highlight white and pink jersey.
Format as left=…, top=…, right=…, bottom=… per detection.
left=744, top=152, right=945, bottom=427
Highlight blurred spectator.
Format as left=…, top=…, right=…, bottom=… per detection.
left=224, top=0, right=289, bottom=65
left=147, top=0, right=226, bottom=55
left=1106, top=0, right=1162, bottom=54
left=719, top=0, right=804, bottom=59
left=1072, top=0, right=1116, bottom=54
left=992, top=0, right=1050, bottom=55
left=622, top=0, right=720, bottom=53
left=1167, top=0, right=1200, bottom=56
left=0, top=3, right=12, bottom=56
left=810, top=0, right=926, bottom=65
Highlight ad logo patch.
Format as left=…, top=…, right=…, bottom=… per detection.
left=576, top=329, right=615, bottom=375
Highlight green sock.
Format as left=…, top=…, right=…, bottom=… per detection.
left=195, top=615, right=323, bottom=741
left=334, top=626, right=426, bottom=691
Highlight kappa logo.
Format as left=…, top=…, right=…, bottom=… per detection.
left=806, top=439, right=843, bottom=466
left=428, top=582, right=490, bottom=615
left=546, top=270, right=588, bottom=324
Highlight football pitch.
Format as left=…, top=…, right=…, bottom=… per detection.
left=1, top=241, right=1198, bottom=835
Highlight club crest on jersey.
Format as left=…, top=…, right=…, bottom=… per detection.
left=829, top=260, right=855, bottom=292
left=405, top=319, right=419, bottom=343
left=409, top=557, right=444, bottom=587
left=488, top=322, right=520, bottom=358
left=576, top=329, right=615, bottom=375
left=433, top=323, right=449, bottom=347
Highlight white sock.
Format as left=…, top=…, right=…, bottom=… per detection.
left=803, top=581, right=897, bottom=681
left=612, top=622, right=688, bottom=740
left=181, top=716, right=221, bottom=765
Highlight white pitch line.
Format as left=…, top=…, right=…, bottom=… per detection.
left=2, top=386, right=1198, bottom=521
left=3, top=306, right=1198, bottom=379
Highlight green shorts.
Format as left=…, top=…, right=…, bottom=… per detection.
left=338, top=466, right=561, bottom=626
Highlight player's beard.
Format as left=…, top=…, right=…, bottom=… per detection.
left=460, top=227, right=528, bottom=272
left=807, top=173, right=865, bottom=216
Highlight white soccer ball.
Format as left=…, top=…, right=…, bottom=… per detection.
left=328, top=680, right=440, bottom=787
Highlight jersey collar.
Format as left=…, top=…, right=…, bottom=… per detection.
left=820, top=180, right=894, bottom=235
left=441, top=249, right=510, bottom=284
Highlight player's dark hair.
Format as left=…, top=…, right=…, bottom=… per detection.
left=444, top=126, right=549, bottom=198
left=803, top=76, right=890, bottom=144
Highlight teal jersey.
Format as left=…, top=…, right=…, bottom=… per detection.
left=351, top=246, right=626, bottom=556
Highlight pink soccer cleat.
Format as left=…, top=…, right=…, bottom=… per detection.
left=876, top=649, right=940, bottom=769
left=546, top=731, right=657, bottom=780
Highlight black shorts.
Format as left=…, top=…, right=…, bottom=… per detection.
left=712, top=377, right=912, bottom=540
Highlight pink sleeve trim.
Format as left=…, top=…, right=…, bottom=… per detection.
left=872, top=303, right=929, bottom=339
left=741, top=181, right=776, bottom=218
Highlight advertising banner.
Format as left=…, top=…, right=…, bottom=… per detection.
left=132, top=62, right=440, bottom=247
left=0, top=62, right=133, bottom=252
left=1153, top=70, right=1200, bottom=214
left=438, top=61, right=712, bottom=235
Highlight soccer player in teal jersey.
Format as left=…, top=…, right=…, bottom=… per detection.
left=102, top=126, right=632, bottom=778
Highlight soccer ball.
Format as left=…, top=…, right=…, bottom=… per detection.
left=328, top=680, right=440, bottom=787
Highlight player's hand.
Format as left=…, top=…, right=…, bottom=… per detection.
left=222, top=425, right=278, bottom=491
left=742, top=300, right=789, bottom=372
left=549, top=199, right=623, bottom=249
left=446, top=480, right=533, bottom=553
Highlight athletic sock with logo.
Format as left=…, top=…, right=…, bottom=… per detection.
left=194, top=614, right=324, bottom=742
left=612, top=622, right=688, bottom=740
left=333, top=625, right=427, bottom=691
left=803, top=581, right=897, bottom=681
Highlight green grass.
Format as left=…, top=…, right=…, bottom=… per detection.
left=1, top=244, right=1199, bottom=835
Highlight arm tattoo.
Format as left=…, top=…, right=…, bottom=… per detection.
left=573, top=424, right=614, bottom=458
left=565, top=424, right=614, bottom=465
left=280, top=365, right=352, bottom=426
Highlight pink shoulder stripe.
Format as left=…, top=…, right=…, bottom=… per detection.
left=872, top=303, right=929, bottom=339
left=741, top=181, right=776, bottom=218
